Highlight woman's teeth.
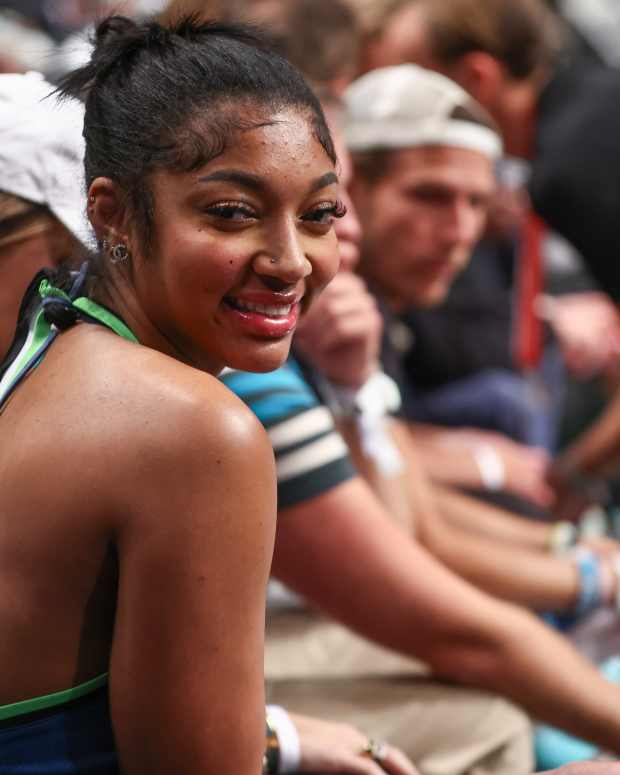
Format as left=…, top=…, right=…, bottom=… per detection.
left=230, top=299, right=293, bottom=317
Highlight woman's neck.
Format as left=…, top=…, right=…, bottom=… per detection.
left=90, top=279, right=224, bottom=376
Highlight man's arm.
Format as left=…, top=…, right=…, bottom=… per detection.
left=272, top=476, right=620, bottom=753
left=343, top=415, right=585, bottom=611
left=433, top=485, right=552, bottom=550
left=409, top=422, right=553, bottom=507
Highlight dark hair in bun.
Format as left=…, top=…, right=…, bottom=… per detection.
left=58, top=14, right=335, bottom=249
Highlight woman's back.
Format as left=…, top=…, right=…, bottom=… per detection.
left=0, top=314, right=249, bottom=697
left=0, top=296, right=279, bottom=773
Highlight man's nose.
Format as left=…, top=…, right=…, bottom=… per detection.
left=442, top=201, right=483, bottom=250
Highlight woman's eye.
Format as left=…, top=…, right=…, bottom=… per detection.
left=204, top=202, right=257, bottom=222
left=302, top=200, right=348, bottom=226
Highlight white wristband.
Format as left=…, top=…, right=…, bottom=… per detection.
left=472, top=444, right=505, bottom=492
left=266, top=705, right=301, bottom=773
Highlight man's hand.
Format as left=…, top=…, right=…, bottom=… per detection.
left=420, top=426, right=554, bottom=507
left=295, top=271, right=383, bottom=389
left=543, top=292, right=620, bottom=378
left=291, top=712, right=419, bottom=775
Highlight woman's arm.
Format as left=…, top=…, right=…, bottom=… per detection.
left=109, top=377, right=276, bottom=775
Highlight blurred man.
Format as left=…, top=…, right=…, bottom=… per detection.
left=358, top=0, right=620, bottom=512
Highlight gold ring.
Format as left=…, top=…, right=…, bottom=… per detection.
left=361, top=738, right=387, bottom=763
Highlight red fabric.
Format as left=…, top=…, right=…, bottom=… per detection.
left=513, top=212, right=546, bottom=370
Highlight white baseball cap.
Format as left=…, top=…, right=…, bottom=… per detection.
left=343, top=64, right=502, bottom=161
left=0, top=71, right=90, bottom=246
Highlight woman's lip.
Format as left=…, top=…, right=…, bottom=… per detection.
left=228, top=291, right=302, bottom=306
left=221, top=299, right=300, bottom=338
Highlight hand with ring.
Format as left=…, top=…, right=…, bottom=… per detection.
left=290, top=712, right=419, bottom=774
left=361, top=739, right=389, bottom=765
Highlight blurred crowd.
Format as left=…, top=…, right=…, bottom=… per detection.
left=4, top=0, right=620, bottom=773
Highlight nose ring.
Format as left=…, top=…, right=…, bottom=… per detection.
left=269, top=256, right=278, bottom=264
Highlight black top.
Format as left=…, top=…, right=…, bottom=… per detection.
left=530, top=63, right=620, bottom=300
left=400, top=238, right=516, bottom=389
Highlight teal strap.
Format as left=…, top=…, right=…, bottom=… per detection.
left=74, top=297, right=139, bottom=343
left=39, top=277, right=139, bottom=344
left=0, top=673, right=108, bottom=722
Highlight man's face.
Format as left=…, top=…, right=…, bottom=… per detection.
left=351, top=145, right=495, bottom=308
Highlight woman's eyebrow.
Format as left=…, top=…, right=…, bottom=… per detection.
left=197, top=170, right=338, bottom=194
left=198, top=170, right=263, bottom=191
left=310, top=171, right=338, bottom=193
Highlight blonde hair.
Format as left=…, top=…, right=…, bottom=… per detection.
left=0, top=193, right=56, bottom=252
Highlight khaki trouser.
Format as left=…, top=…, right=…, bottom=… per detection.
left=266, top=609, right=534, bottom=775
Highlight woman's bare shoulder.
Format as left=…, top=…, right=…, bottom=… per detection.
left=81, top=330, right=264, bottom=444
left=24, top=327, right=271, bottom=490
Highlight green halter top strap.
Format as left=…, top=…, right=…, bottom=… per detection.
left=0, top=280, right=139, bottom=410
left=0, top=674, right=108, bottom=722
left=74, top=297, right=139, bottom=343
left=39, top=278, right=139, bottom=343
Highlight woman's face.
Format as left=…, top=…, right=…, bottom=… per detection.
left=131, top=108, right=341, bottom=374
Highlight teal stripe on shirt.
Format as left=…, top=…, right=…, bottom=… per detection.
left=221, top=363, right=318, bottom=425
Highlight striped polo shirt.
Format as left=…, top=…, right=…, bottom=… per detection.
left=221, top=358, right=355, bottom=509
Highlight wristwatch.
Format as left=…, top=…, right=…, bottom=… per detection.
left=263, top=714, right=280, bottom=775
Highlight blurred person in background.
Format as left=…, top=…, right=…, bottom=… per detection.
left=160, top=0, right=359, bottom=97
left=396, top=158, right=564, bottom=455
left=0, top=71, right=86, bottom=359
left=352, top=0, right=620, bottom=521
left=296, top=66, right=620, bottom=626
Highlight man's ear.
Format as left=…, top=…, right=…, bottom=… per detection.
left=450, top=51, right=507, bottom=109
left=87, top=177, right=129, bottom=247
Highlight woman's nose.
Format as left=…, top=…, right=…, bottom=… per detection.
left=253, top=228, right=311, bottom=283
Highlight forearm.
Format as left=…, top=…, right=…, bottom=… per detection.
left=434, top=486, right=551, bottom=551
left=409, top=426, right=483, bottom=489
left=274, top=480, right=620, bottom=752
left=337, top=416, right=428, bottom=530
left=420, top=506, right=578, bottom=611
left=476, top=607, right=620, bottom=755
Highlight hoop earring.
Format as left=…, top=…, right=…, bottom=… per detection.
left=110, top=243, right=130, bottom=264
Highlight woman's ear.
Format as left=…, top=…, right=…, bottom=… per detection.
left=87, top=177, right=129, bottom=246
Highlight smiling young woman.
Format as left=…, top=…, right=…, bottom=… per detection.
left=0, top=15, right=342, bottom=775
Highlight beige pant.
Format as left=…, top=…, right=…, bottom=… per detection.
left=266, top=609, right=534, bottom=775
